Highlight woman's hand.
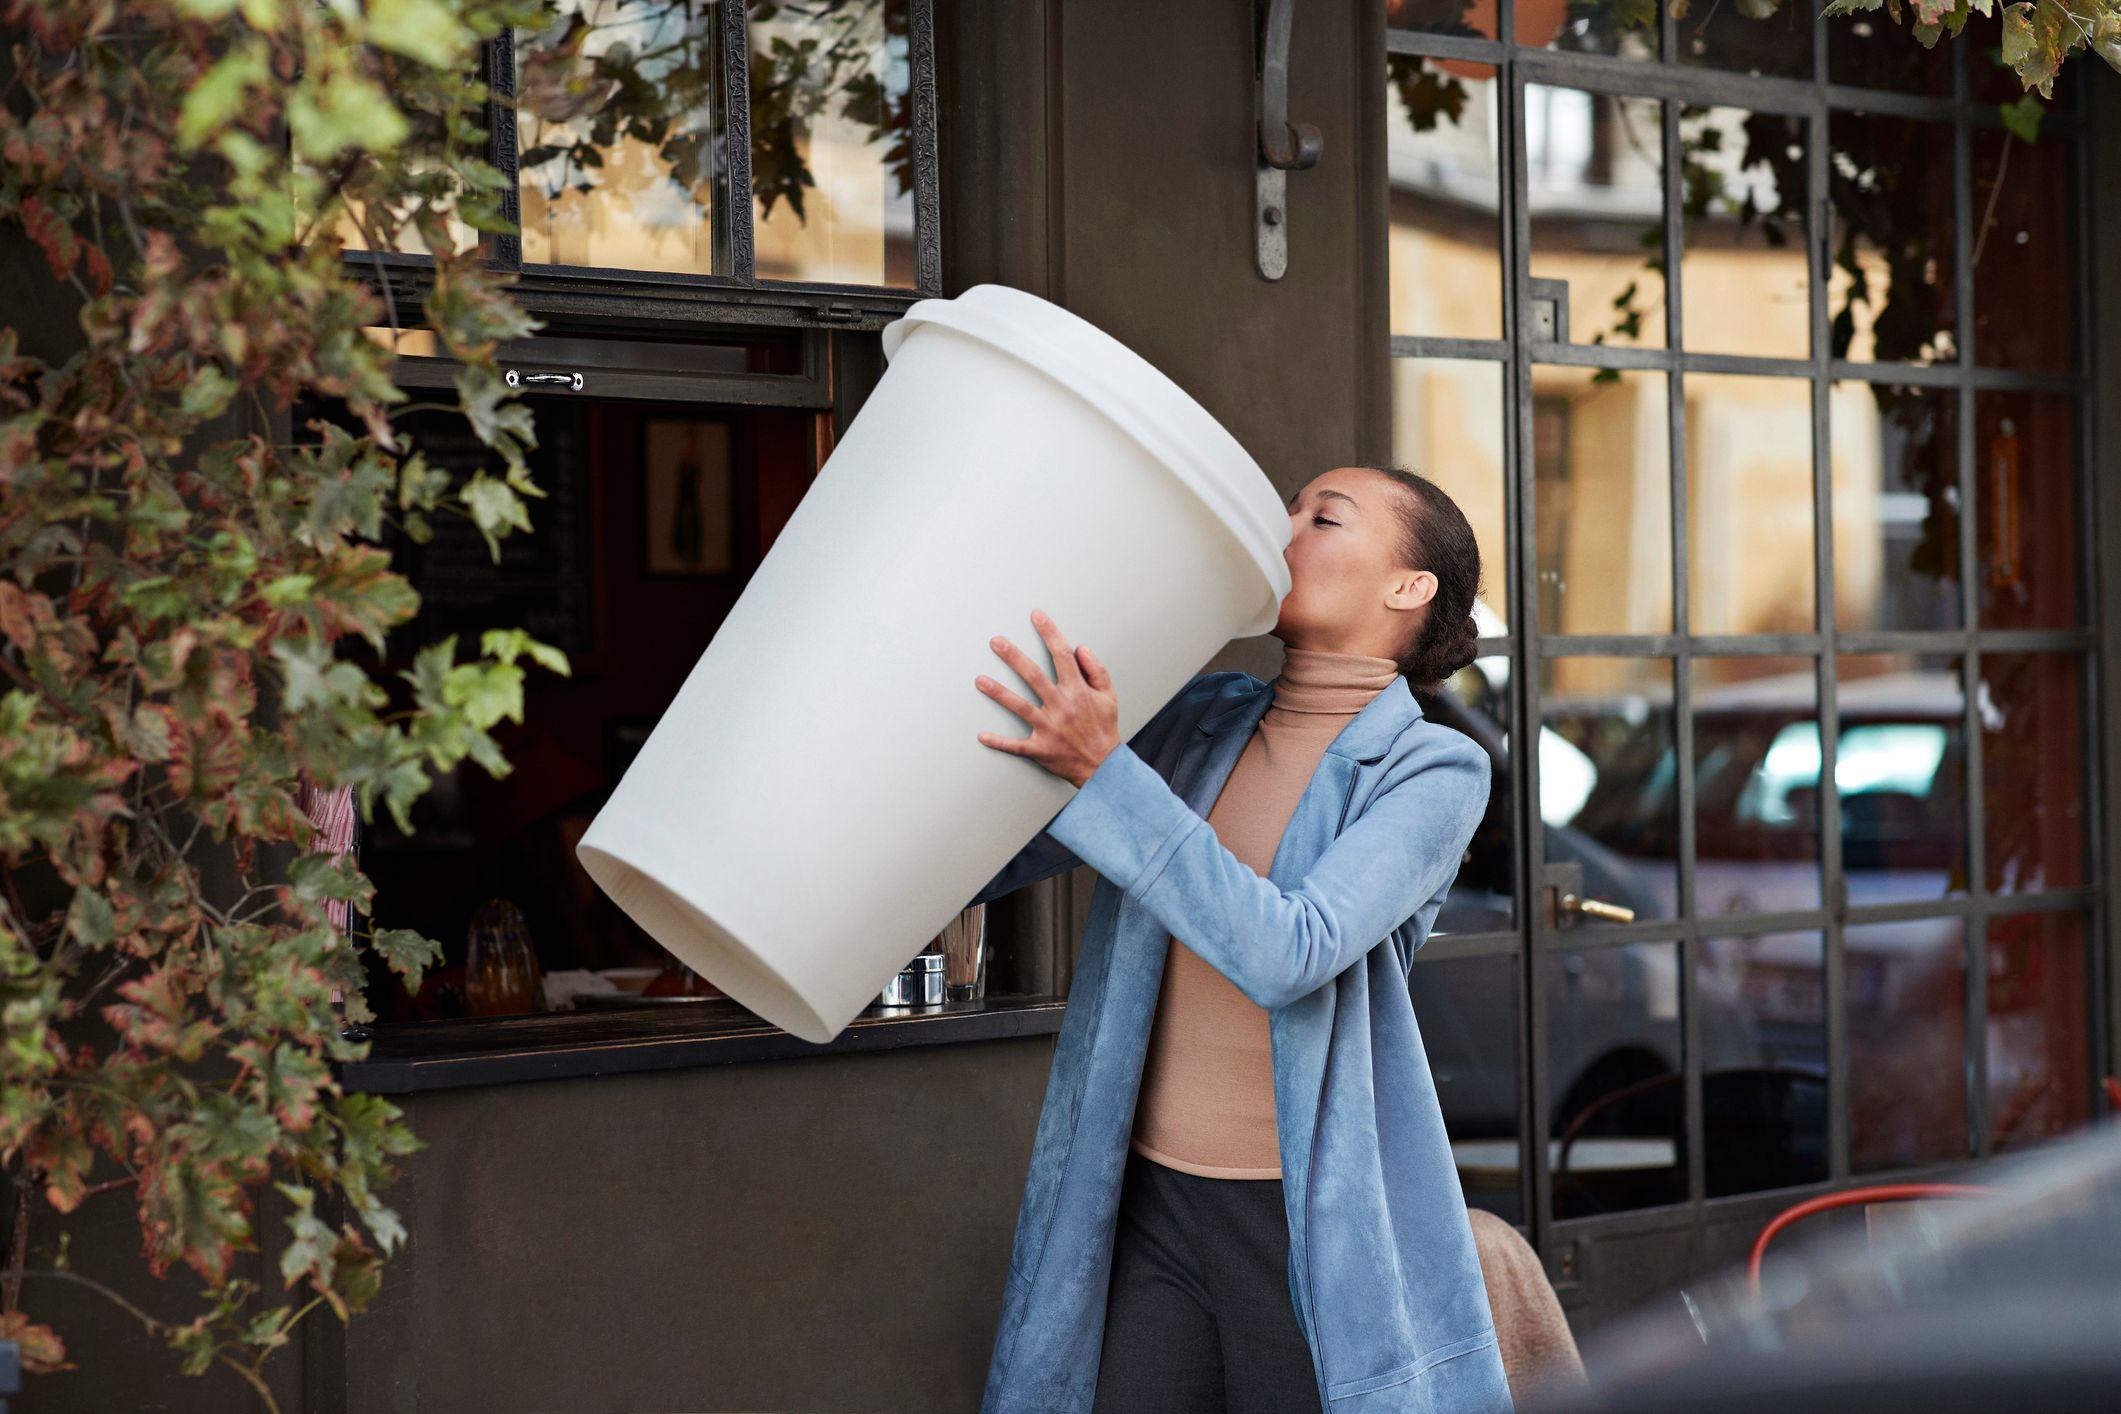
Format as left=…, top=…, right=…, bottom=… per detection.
left=976, top=609, right=1120, bottom=789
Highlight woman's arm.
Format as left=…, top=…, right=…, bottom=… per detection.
left=1045, top=727, right=1490, bottom=1011
left=965, top=671, right=1233, bottom=907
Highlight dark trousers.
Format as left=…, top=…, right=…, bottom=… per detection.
left=1091, top=1148, right=1324, bottom=1413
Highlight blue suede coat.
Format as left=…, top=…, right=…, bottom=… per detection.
left=969, top=670, right=1513, bottom=1413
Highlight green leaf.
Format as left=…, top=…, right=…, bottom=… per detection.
left=370, top=928, right=442, bottom=991
left=176, top=39, right=270, bottom=152
left=441, top=659, right=525, bottom=731
left=289, top=71, right=412, bottom=163
left=66, top=887, right=115, bottom=948
left=1999, top=94, right=2046, bottom=141
left=478, top=627, right=571, bottom=677
left=461, top=475, right=531, bottom=559
left=368, top=0, right=478, bottom=67
left=180, top=364, right=239, bottom=419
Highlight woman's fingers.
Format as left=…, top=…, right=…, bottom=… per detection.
left=975, top=673, right=1042, bottom=725
left=1076, top=642, right=1111, bottom=691
left=1027, top=609, right=1082, bottom=685
left=987, top=633, right=1052, bottom=700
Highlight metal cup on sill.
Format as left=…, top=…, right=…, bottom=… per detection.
left=877, top=946, right=946, bottom=1009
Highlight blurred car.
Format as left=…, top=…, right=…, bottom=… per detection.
left=1522, top=1116, right=2121, bottom=1412
left=1407, top=656, right=1991, bottom=1208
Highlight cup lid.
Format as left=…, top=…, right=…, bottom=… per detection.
left=883, top=284, right=1292, bottom=636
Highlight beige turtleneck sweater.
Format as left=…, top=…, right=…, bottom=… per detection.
left=1130, top=646, right=1402, bottom=1180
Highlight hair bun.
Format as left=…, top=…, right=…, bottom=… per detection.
left=1441, top=612, right=1480, bottom=679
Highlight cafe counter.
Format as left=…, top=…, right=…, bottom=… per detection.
left=317, top=994, right=1067, bottom=1414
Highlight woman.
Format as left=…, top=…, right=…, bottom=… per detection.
left=966, top=464, right=1511, bottom=1414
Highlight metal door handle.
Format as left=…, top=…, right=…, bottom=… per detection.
left=1558, top=892, right=1635, bottom=924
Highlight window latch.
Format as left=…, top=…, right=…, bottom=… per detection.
left=505, top=369, right=585, bottom=392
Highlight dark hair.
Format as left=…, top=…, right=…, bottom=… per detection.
left=1357, top=463, right=1483, bottom=691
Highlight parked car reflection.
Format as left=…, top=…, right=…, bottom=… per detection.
left=1413, top=655, right=1975, bottom=1211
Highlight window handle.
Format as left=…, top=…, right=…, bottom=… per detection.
left=505, top=368, right=584, bottom=391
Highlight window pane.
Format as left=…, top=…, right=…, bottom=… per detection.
left=518, top=2, right=733, bottom=275
left=1829, top=382, right=1960, bottom=633
left=1966, top=10, right=2072, bottom=104
left=748, top=0, right=916, bottom=287
left=1523, top=0, right=1660, bottom=58
left=1976, top=390, right=2081, bottom=630
left=1848, top=917, right=1968, bottom=1173
left=1686, top=374, right=1815, bottom=633
left=1677, top=0, right=1810, bottom=77
left=1981, top=654, right=2086, bottom=894
left=1971, top=128, right=2077, bottom=372
left=1547, top=940, right=1686, bottom=1218
left=1987, top=912, right=2092, bottom=1152
left=1393, top=358, right=1508, bottom=613
left=1701, top=931, right=1828, bottom=1196
left=1386, top=0, right=1488, bottom=36
left=1837, top=654, right=1967, bottom=905
left=1533, top=367, right=1671, bottom=635
left=1828, top=11, right=1953, bottom=93
left=1678, top=107, right=1809, bottom=359
left=1528, top=86, right=1666, bottom=350
left=1388, top=57, right=1504, bottom=340
left=1415, top=952, right=1525, bottom=1222
left=1543, top=658, right=1677, bottom=923
left=1693, top=658, right=1821, bottom=917
left=1828, top=111, right=1956, bottom=364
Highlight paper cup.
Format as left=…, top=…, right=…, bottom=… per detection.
left=577, top=284, right=1290, bottom=1042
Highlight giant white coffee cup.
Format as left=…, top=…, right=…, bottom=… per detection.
left=576, top=284, right=1292, bottom=1042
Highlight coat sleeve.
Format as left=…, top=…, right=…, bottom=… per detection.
left=964, top=672, right=1243, bottom=908
left=1045, top=727, right=1490, bottom=1011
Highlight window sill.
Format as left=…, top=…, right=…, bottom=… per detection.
left=333, top=993, right=1065, bottom=1095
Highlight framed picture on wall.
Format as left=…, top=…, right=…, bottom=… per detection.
left=642, top=418, right=735, bottom=576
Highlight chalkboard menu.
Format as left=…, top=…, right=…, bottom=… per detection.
left=383, top=403, right=594, bottom=662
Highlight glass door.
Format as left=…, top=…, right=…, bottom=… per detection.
left=1388, top=0, right=2100, bottom=1290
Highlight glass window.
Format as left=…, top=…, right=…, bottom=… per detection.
left=1543, top=658, right=1678, bottom=922
left=1828, top=111, right=1956, bottom=364
left=1388, top=56, right=1504, bottom=340
left=1975, top=390, right=2081, bottom=629
left=1528, top=86, right=1667, bottom=350
left=1393, top=358, right=1509, bottom=611
left=1829, top=382, right=1961, bottom=633
left=1547, top=940, right=1686, bottom=1218
left=1677, top=0, right=1810, bottom=78
left=1848, top=917, right=1969, bottom=1173
left=1700, top=931, right=1828, bottom=1196
left=1837, top=655, right=1968, bottom=905
left=1525, top=0, right=1660, bottom=59
left=1986, top=912, right=2092, bottom=1152
left=1829, top=11, right=1953, bottom=93
left=1980, top=654, right=2086, bottom=894
left=1533, top=367, right=1672, bottom=636
left=1678, top=107, right=1809, bottom=360
left=1971, top=127, right=2077, bottom=372
left=1685, top=374, right=1815, bottom=633
left=1692, top=658, right=1822, bottom=916
left=748, top=0, right=916, bottom=287
left=517, top=1, right=735, bottom=275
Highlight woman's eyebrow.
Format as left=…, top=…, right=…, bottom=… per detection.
left=1290, top=488, right=1361, bottom=513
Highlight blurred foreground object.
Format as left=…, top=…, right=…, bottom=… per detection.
left=1526, top=1117, right=2121, bottom=1412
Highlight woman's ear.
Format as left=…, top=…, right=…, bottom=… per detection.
left=1386, top=569, right=1438, bottom=614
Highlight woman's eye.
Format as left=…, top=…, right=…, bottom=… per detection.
left=1313, top=516, right=1338, bottom=527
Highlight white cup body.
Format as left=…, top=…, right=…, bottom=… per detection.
left=577, top=285, right=1291, bottom=1042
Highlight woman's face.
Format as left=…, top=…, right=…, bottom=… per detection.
left=1273, top=466, right=1437, bottom=657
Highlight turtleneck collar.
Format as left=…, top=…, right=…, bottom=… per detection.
left=1267, top=646, right=1401, bottom=718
